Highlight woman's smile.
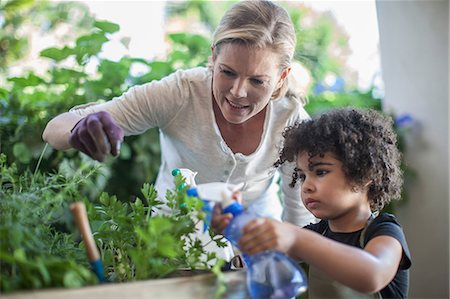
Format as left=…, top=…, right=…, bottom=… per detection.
left=226, top=98, right=249, bottom=110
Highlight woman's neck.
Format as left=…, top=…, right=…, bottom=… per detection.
left=212, top=98, right=267, bottom=155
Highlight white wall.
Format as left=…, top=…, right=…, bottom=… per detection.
left=376, top=1, right=449, bottom=298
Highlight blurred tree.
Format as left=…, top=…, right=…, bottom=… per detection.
left=166, top=0, right=236, bottom=33
left=1, top=0, right=411, bottom=211
left=163, top=1, right=413, bottom=213
left=284, top=2, right=354, bottom=84
left=165, top=0, right=355, bottom=87
left=1, top=0, right=213, bottom=202
left=0, top=0, right=94, bottom=79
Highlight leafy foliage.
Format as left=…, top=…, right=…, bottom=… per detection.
left=87, top=176, right=222, bottom=282
left=166, top=0, right=353, bottom=84
left=305, top=90, right=382, bottom=115
left=1, top=2, right=211, bottom=201
left=1, top=0, right=414, bottom=294
left=0, top=153, right=226, bottom=293
left=0, top=0, right=95, bottom=73
left=0, top=153, right=98, bottom=292
left=1, top=5, right=225, bottom=291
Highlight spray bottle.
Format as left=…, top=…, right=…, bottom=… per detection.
left=173, top=168, right=307, bottom=299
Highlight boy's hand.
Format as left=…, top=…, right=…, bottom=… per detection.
left=211, top=204, right=233, bottom=234
left=211, top=191, right=242, bottom=235
left=69, top=111, right=124, bottom=162
left=238, top=218, right=298, bottom=255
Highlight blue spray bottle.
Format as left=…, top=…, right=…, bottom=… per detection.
left=220, top=197, right=307, bottom=299
left=174, top=168, right=308, bottom=299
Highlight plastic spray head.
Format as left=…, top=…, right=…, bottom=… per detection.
left=172, top=168, right=198, bottom=189
left=186, top=182, right=244, bottom=231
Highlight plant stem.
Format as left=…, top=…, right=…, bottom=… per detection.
left=33, top=143, right=48, bottom=179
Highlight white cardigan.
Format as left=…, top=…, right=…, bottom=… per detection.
left=71, top=67, right=315, bottom=259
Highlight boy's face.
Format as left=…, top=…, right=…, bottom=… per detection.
left=296, top=151, right=370, bottom=221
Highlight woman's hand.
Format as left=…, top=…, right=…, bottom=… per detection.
left=69, top=111, right=124, bottom=162
left=238, top=218, right=299, bottom=256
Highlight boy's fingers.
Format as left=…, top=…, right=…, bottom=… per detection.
left=211, top=204, right=233, bottom=234
left=218, top=218, right=231, bottom=233
left=214, top=214, right=232, bottom=234
left=243, top=218, right=265, bottom=233
left=240, top=232, right=275, bottom=254
left=212, top=203, right=222, bottom=215
left=231, top=191, right=242, bottom=204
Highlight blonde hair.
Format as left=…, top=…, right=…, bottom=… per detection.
left=211, top=0, right=305, bottom=104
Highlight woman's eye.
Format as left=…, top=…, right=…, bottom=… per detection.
left=221, top=69, right=235, bottom=77
left=251, top=78, right=264, bottom=86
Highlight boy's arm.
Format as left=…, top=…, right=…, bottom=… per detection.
left=240, top=219, right=403, bottom=294
left=289, top=227, right=402, bottom=293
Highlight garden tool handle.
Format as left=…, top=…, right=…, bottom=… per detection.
left=70, top=202, right=100, bottom=261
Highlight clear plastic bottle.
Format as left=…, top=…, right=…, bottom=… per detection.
left=223, top=200, right=307, bottom=299
left=186, top=183, right=307, bottom=299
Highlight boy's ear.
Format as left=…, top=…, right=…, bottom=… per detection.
left=211, top=47, right=215, bottom=61
left=364, top=180, right=373, bottom=188
left=351, top=180, right=372, bottom=193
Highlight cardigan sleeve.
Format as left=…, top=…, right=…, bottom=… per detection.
left=70, top=69, right=191, bottom=135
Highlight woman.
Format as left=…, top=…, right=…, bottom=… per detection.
left=43, top=0, right=315, bottom=260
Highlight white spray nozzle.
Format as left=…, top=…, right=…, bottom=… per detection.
left=195, top=182, right=244, bottom=208
left=176, top=168, right=198, bottom=187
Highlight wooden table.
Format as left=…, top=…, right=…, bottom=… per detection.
left=2, top=270, right=249, bottom=299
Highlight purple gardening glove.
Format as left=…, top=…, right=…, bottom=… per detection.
left=69, top=111, right=124, bottom=162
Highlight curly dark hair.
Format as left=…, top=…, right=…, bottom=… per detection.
left=274, top=108, right=403, bottom=211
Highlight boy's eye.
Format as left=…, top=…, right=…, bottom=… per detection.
left=298, top=173, right=306, bottom=182
left=316, top=169, right=329, bottom=176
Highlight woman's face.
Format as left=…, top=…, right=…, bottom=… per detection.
left=211, top=43, right=290, bottom=125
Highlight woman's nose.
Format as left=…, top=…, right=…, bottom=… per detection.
left=230, top=79, right=247, bottom=98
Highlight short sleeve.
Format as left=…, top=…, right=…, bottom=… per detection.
left=365, top=213, right=412, bottom=270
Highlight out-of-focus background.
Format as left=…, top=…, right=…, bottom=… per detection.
left=0, top=1, right=448, bottom=298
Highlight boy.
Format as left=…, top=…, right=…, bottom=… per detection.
left=223, top=108, right=411, bottom=298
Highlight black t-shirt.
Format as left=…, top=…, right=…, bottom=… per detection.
left=304, top=213, right=412, bottom=298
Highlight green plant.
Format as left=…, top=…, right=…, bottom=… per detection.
left=0, top=153, right=227, bottom=293
left=1, top=6, right=212, bottom=201
left=0, top=153, right=99, bottom=292
left=86, top=173, right=227, bottom=282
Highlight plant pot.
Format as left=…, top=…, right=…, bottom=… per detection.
left=2, top=270, right=248, bottom=299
